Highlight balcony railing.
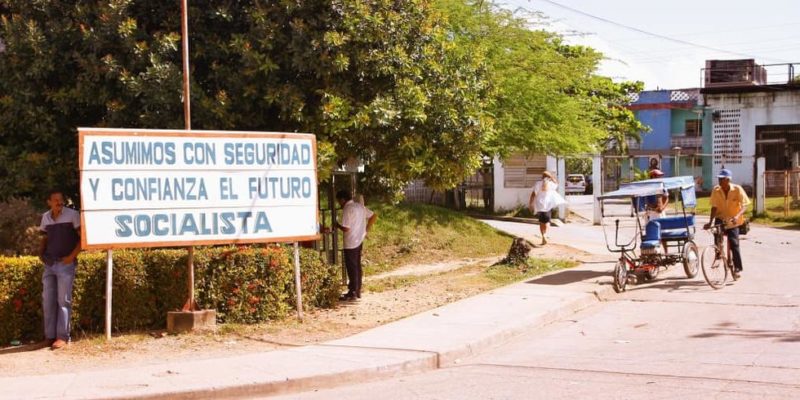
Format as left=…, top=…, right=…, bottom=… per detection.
left=669, top=89, right=700, bottom=102
left=671, top=135, right=702, bottom=149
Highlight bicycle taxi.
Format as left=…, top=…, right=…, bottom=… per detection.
left=597, top=176, right=700, bottom=293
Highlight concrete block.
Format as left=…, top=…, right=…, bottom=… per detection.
left=167, top=309, right=217, bottom=334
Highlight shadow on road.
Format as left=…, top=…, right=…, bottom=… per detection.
left=624, top=278, right=710, bottom=293
left=0, top=341, right=49, bottom=354
left=690, top=322, right=800, bottom=343
left=526, top=270, right=607, bottom=285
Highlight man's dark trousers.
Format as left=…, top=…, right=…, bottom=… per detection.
left=715, top=218, right=743, bottom=271
left=344, top=245, right=363, bottom=296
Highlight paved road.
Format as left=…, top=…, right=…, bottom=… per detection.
left=565, top=193, right=595, bottom=221
left=270, top=223, right=800, bottom=399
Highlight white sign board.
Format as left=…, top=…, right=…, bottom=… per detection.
left=79, top=128, right=319, bottom=249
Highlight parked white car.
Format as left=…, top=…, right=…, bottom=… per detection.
left=565, top=174, right=586, bottom=194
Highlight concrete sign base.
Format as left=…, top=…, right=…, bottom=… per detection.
left=167, top=310, right=217, bottom=334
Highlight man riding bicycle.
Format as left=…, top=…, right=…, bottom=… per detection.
left=703, top=169, right=750, bottom=279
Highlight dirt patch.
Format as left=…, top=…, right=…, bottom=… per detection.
left=371, top=256, right=504, bottom=279
left=1, top=243, right=589, bottom=378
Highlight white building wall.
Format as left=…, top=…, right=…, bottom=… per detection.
left=493, top=154, right=558, bottom=212
left=705, top=91, right=800, bottom=187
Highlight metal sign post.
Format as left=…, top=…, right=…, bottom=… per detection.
left=105, top=249, right=113, bottom=340
left=293, top=242, right=303, bottom=320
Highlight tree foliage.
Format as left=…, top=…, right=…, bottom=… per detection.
left=0, top=0, right=648, bottom=202
left=433, top=0, right=646, bottom=158
left=0, top=1, right=188, bottom=200
left=0, top=0, right=490, bottom=200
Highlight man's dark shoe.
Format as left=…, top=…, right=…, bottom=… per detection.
left=732, top=269, right=741, bottom=280
left=339, top=293, right=357, bottom=301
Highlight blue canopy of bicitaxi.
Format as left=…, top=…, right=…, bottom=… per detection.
left=598, top=176, right=696, bottom=208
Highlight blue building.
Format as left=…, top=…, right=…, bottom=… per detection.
left=627, top=88, right=711, bottom=190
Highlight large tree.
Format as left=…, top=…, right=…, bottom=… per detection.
left=433, top=0, right=646, bottom=158
left=0, top=0, right=490, bottom=200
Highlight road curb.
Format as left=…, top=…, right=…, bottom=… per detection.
left=108, top=351, right=440, bottom=400
left=102, top=268, right=617, bottom=400
left=436, top=286, right=613, bottom=367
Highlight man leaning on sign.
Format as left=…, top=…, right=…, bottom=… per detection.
left=38, top=189, right=81, bottom=350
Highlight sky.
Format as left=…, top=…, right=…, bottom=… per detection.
left=503, top=0, right=800, bottom=90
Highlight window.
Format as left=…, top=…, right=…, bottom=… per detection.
left=685, top=119, right=702, bottom=137
left=503, top=154, right=547, bottom=188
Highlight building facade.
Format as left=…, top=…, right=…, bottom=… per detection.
left=627, top=88, right=711, bottom=190
left=700, top=60, right=800, bottom=191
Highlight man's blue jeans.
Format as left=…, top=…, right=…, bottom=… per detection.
left=714, top=219, right=743, bottom=272
left=42, top=261, right=76, bottom=341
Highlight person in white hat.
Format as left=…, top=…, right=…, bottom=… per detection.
left=528, top=171, right=566, bottom=245
left=704, top=168, right=750, bottom=279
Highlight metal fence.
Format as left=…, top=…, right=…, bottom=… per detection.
left=403, top=164, right=493, bottom=211
left=601, top=154, right=726, bottom=195
left=600, top=153, right=800, bottom=224
left=762, top=169, right=800, bottom=221
left=404, top=180, right=446, bottom=206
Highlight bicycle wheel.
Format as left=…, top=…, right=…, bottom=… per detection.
left=644, top=264, right=659, bottom=281
left=613, top=260, right=628, bottom=293
left=701, top=245, right=727, bottom=289
left=682, top=241, right=699, bottom=278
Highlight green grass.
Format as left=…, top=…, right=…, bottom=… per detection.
left=482, top=258, right=577, bottom=285
left=693, top=196, right=712, bottom=215
left=694, top=195, right=800, bottom=229
left=364, top=258, right=577, bottom=294
left=362, top=203, right=514, bottom=276
left=754, top=197, right=800, bottom=228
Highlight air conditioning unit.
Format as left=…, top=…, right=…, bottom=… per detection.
left=704, top=59, right=767, bottom=87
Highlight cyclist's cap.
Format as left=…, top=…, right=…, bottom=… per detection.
left=717, top=169, right=733, bottom=179
left=649, top=169, right=665, bottom=178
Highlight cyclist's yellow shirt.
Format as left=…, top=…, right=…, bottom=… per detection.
left=709, top=184, right=750, bottom=227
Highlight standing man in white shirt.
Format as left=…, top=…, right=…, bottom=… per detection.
left=39, top=189, right=81, bottom=350
left=334, top=190, right=377, bottom=301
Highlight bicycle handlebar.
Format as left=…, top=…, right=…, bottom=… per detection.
left=703, top=220, right=735, bottom=231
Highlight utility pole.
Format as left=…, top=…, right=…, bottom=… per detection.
left=180, top=0, right=197, bottom=312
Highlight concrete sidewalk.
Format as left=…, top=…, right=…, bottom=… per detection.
left=1, top=223, right=616, bottom=400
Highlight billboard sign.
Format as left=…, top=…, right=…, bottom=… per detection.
left=79, top=128, right=319, bottom=249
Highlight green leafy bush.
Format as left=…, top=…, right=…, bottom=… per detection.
left=0, top=197, right=41, bottom=256
left=0, top=245, right=339, bottom=344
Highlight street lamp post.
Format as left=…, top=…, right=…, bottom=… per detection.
left=672, top=146, right=682, bottom=176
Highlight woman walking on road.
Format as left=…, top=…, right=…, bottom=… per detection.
left=529, top=171, right=566, bottom=245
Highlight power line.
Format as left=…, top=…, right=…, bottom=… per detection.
left=536, top=0, right=792, bottom=63
left=655, top=22, right=800, bottom=38
left=607, top=22, right=800, bottom=42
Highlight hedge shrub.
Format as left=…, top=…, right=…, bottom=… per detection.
left=0, top=197, right=40, bottom=256
left=0, top=245, right=340, bottom=344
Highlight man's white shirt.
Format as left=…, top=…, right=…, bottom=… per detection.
left=340, top=200, right=374, bottom=249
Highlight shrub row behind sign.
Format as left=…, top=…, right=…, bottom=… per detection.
left=0, top=245, right=340, bottom=344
